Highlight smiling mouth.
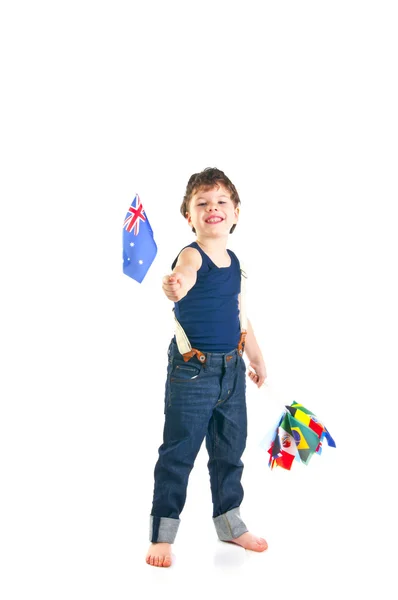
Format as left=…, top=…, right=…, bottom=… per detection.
left=205, top=217, right=224, bottom=224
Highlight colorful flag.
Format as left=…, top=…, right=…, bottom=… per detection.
left=267, top=402, right=336, bottom=471
left=288, top=414, right=321, bottom=465
left=123, top=193, right=157, bottom=283
left=268, top=413, right=297, bottom=470
left=286, top=403, right=336, bottom=448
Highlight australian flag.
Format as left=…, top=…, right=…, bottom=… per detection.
left=123, top=193, right=157, bottom=283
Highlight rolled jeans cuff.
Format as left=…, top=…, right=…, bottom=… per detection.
left=213, top=507, right=248, bottom=541
left=150, top=516, right=180, bottom=543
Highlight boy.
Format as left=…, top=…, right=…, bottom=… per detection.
left=146, top=168, right=267, bottom=567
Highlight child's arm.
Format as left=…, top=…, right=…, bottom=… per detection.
left=244, top=318, right=267, bottom=388
left=162, top=247, right=202, bottom=302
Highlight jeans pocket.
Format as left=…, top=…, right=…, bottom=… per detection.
left=170, top=361, right=202, bottom=382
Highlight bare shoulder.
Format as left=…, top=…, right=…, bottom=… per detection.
left=175, top=246, right=202, bottom=271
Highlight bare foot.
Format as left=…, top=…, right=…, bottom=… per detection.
left=230, top=532, right=268, bottom=552
left=146, top=542, right=172, bottom=567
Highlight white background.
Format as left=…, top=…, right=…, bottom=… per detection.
left=1, top=1, right=397, bottom=598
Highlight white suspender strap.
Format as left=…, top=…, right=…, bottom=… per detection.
left=239, top=267, right=248, bottom=332
left=174, top=310, right=192, bottom=355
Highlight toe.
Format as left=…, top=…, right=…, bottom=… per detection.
left=257, top=538, right=268, bottom=550
left=163, top=555, right=171, bottom=567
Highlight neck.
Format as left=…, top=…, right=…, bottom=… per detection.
left=195, top=236, right=231, bottom=268
left=195, top=236, right=228, bottom=254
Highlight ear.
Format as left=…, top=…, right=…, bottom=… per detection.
left=233, top=206, right=240, bottom=224
left=186, top=212, right=192, bottom=226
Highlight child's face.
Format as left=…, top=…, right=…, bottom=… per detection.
left=186, top=184, right=239, bottom=237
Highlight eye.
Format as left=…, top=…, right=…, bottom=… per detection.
left=197, top=202, right=206, bottom=206
left=218, top=201, right=227, bottom=204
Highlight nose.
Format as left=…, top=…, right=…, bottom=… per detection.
left=206, top=203, right=218, bottom=211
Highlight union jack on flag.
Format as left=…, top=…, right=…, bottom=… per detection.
left=123, top=194, right=147, bottom=235
left=122, top=193, right=157, bottom=283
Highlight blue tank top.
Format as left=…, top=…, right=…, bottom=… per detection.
left=172, top=241, right=241, bottom=352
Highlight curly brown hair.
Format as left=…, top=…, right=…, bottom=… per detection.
left=180, top=167, right=241, bottom=234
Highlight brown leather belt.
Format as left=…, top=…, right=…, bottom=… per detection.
left=180, top=330, right=247, bottom=363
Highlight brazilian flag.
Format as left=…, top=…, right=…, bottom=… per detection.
left=285, top=413, right=321, bottom=465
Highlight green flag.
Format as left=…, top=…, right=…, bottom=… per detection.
left=286, top=412, right=320, bottom=465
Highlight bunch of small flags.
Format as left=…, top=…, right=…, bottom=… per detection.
left=267, top=403, right=336, bottom=470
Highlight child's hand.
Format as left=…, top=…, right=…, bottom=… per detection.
left=247, top=359, right=267, bottom=388
left=162, top=272, right=186, bottom=302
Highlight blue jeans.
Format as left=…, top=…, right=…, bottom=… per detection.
left=150, top=339, right=249, bottom=543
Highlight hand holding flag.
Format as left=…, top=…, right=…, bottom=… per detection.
left=123, top=193, right=157, bottom=283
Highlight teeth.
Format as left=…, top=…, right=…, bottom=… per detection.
left=207, top=218, right=222, bottom=223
